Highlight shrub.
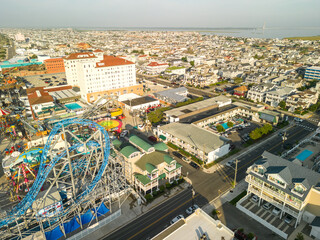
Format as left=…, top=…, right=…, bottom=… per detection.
left=247, top=232, right=255, bottom=240
left=227, top=122, right=234, bottom=128
left=167, top=142, right=178, bottom=150
left=165, top=182, right=171, bottom=189
left=211, top=209, right=218, bottom=216
left=145, top=193, right=153, bottom=202
left=216, top=124, right=225, bottom=132
left=159, top=185, right=165, bottom=193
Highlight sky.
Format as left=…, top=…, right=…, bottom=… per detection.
left=0, top=0, right=319, bottom=29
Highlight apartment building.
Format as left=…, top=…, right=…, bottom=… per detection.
left=265, top=87, right=295, bottom=107
left=64, top=50, right=143, bottom=103
left=246, top=84, right=275, bottom=103
left=44, top=58, right=65, bottom=74
left=305, top=66, right=320, bottom=80
left=243, top=151, right=320, bottom=229
left=134, top=152, right=182, bottom=195
left=286, top=90, right=319, bottom=110
left=157, top=122, right=230, bottom=164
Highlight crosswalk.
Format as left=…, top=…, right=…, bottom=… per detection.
left=295, top=123, right=316, bottom=131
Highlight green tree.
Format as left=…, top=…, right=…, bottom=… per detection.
left=30, top=54, right=37, bottom=59
left=181, top=57, right=187, bottom=62
left=227, top=122, right=234, bottom=128
left=233, top=77, right=243, bottom=84
left=247, top=233, right=255, bottom=240
left=216, top=124, right=225, bottom=132
left=279, top=100, right=286, bottom=110
left=249, top=128, right=262, bottom=140
left=295, top=232, right=304, bottom=240
left=190, top=61, right=195, bottom=67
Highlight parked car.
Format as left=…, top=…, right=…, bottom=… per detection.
left=148, top=136, right=157, bottom=143
left=170, top=215, right=184, bottom=224
left=138, top=124, right=145, bottom=130
left=225, top=160, right=235, bottom=168
left=294, top=117, right=303, bottom=123
left=251, top=195, right=259, bottom=203
left=189, top=161, right=200, bottom=170
left=284, top=214, right=294, bottom=224
left=186, top=204, right=199, bottom=215
left=172, top=151, right=183, bottom=159
left=272, top=207, right=281, bottom=216
left=120, top=130, right=129, bottom=138
left=262, top=202, right=272, bottom=210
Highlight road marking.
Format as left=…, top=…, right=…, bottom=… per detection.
left=127, top=193, right=200, bottom=240
left=223, top=128, right=305, bottom=180
left=269, top=216, right=277, bottom=224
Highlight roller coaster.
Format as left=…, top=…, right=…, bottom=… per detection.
left=0, top=117, right=130, bottom=240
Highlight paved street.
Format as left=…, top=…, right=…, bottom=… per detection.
left=102, top=188, right=208, bottom=240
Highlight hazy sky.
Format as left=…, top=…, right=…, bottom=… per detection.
left=0, top=0, right=319, bottom=28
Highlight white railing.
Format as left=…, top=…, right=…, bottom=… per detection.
left=68, top=209, right=121, bottom=240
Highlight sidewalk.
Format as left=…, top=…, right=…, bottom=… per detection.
left=90, top=182, right=189, bottom=240
left=203, top=122, right=295, bottom=174
left=202, top=179, right=248, bottom=214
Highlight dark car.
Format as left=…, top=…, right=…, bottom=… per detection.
left=148, top=136, right=157, bottom=143
left=189, top=161, right=200, bottom=170
left=172, top=151, right=183, bottom=159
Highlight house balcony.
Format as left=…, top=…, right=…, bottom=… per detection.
left=248, top=186, right=299, bottom=218
left=247, top=176, right=302, bottom=210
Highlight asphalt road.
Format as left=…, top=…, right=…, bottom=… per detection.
left=102, top=119, right=318, bottom=240
left=102, top=188, right=208, bottom=240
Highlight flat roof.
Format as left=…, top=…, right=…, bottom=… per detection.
left=164, top=96, right=231, bottom=118
left=122, top=96, right=158, bottom=107
left=48, top=89, right=80, bottom=100
left=152, top=209, right=234, bottom=240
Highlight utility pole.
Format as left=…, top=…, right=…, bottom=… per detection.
left=233, top=159, right=238, bottom=188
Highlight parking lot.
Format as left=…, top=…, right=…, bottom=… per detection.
left=23, top=72, right=67, bottom=87
left=240, top=195, right=295, bottom=237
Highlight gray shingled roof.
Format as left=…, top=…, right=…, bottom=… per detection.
left=251, top=151, right=320, bottom=201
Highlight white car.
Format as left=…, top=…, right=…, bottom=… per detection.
left=138, top=124, right=145, bottom=130
left=186, top=204, right=199, bottom=215
left=226, top=160, right=235, bottom=168
left=120, top=130, right=129, bottom=138
left=272, top=207, right=281, bottom=216
left=170, top=214, right=184, bottom=224
left=262, top=202, right=272, bottom=210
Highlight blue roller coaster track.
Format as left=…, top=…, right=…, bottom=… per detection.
left=0, top=118, right=110, bottom=228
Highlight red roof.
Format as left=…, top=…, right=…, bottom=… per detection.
left=93, top=49, right=104, bottom=53
left=27, top=87, right=54, bottom=105
left=65, top=52, right=97, bottom=60
left=44, top=58, right=64, bottom=62
left=147, top=62, right=168, bottom=67
left=96, top=55, right=134, bottom=68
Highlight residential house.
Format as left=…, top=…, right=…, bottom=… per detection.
left=239, top=151, right=320, bottom=232
left=265, top=87, right=295, bottom=107
left=233, top=85, right=248, bottom=97
left=134, top=152, right=182, bottom=195
left=246, top=83, right=275, bottom=103
left=286, top=90, right=319, bottom=111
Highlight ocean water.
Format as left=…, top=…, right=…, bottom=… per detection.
left=78, top=26, right=320, bottom=39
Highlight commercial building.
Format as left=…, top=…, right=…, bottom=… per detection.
left=153, top=87, right=189, bottom=105
left=121, top=96, right=160, bottom=111
left=152, top=208, right=234, bottom=240
left=64, top=50, right=143, bottom=103
left=164, top=96, right=232, bottom=123
left=238, top=151, right=320, bottom=238
left=305, top=66, right=320, bottom=80
left=157, top=122, right=230, bottom=164
left=44, top=58, right=66, bottom=74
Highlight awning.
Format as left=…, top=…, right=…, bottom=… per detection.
left=158, top=173, right=166, bottom=180
left=159, top=135, right=166, bottom=140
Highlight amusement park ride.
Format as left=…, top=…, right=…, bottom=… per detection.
left=0, top=95, right=131, bottom=240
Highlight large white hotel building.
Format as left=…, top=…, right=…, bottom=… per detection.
left=64, top=50, right=143, bottom=102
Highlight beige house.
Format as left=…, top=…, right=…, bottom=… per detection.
left=286, top=90, right=319, bottom=110
left=240, top=151, right=320, bottom=232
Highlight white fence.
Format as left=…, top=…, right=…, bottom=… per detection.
left=236, top=196, right=288, bottom=239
